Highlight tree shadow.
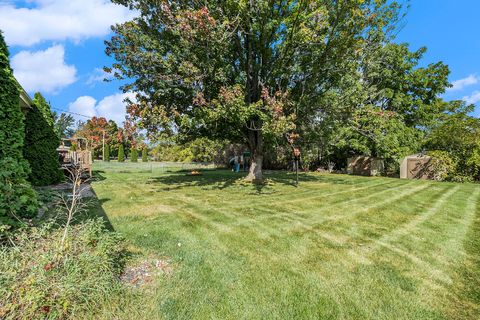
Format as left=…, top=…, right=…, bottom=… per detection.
left=147, top=169, right=240, bottom=191
left=81, top=193, right=115, bottom=231
left=91, top=170, right=107, bottom=182
left=37, top=177, right=115, bottom=232
left=81, top=171, right=114, bottom=230
left=146, top=169, right=355, bottom=195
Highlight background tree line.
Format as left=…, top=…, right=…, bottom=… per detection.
left=74, top=116, right=148, bottom=162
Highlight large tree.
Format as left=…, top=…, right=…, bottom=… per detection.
left=319, top=43, right=450, bottom=167
left=289, top=39, right=451, bottom=172
left=425, top=101, right=480, bottom=180
left=52, top=111, right=76, bottom=138
left=106, top=0, right=405, bottom=181
left=75, top=116, right=122, bottom=157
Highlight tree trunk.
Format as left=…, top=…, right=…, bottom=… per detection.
left=246, top=154, right=263, bottom=182
left=245, top=129, right=264, bottom=182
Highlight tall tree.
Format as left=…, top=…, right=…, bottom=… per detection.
left=52, top=111, right=76, bottom=138
left=24, top=93, right=63, bottom=186
left=75, top=116, right=110, bottom=151
left=106, top=0, right=405, bottom=181
left=130, top=147, right=138, bottom=162
left=296, top=42, right=451, bottom=170
left=118, top=144, right=125, bottom=162
left=0, top=31, right=37, bottom=229
left=104, top=144, right=110, bottom=162
left=75, top=116, right=122, bottom=159
left=425, top=101, right=480, bottom=180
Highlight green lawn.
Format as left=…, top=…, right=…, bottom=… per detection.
left=90, top=162, right=480, bottom=319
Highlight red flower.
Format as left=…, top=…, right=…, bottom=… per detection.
left=43, top=263, right=54, bottom=272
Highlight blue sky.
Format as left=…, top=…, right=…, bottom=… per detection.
left=1, top=0, right=479, bottom=125
left=396, top=0, right=480, bottom=116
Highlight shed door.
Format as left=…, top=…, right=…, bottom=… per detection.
left=407, top=159, right=431, bottom=179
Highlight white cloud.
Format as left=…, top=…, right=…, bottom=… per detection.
left=463, top=91, right=480, bottom=105
left=448, top=74, right=479, bottom=91
left=68, top=92, right=135, bottom=125
left=0, top=0, right=135, bottom=46
left=86, top=67, right=115, bottom=86
left=11, top=44, right=77, bottom=93
left=68, top=96, right=97, bottom=120
left=97, top=92, right=136, bottom=124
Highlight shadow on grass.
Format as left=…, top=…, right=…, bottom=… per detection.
left=37, top=173, right=115, bottom=232
left=92, top=170, right=107, bottom=182
left=81, top=193, right=115, bottom=231
left=73, top=171, right=115, bottom=231
left=146, top=169, right=360, bottom=194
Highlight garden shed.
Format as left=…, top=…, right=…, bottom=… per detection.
left=347, top=156, right=384, bottom=176
left=400, top=154, right=433, bottom=179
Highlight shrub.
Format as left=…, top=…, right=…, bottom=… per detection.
left=130, top=147, right=138, bottom=162
left=449, top=175, right=474, bottom=183
left=104, top=144, right=110, bottom=162
left=118, top=144, right=125, bottom=162
left=0, top=219, right=126, bottom=319
left=466, top=148, right=480, bottom=179
left=427, top=150, right=456, bottom=181
left=142, top=147, right=148, bottom=162
left=23, top=93, right=63, bottom=186
left=0, top=159, right=39, bottom=230
left=0, top=31, right=38, bottom=231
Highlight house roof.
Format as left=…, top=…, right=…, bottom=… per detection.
left=15, top=78, right=33, bottom=110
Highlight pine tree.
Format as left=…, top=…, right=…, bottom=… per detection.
left=118, top=144, right=125, bottom=162
left=104, top=144, right=110, bottom=162
left=23, top=92, right=63, bottom=186
left=142, top=147, right=148, bottom=162
left=0, top=31, right=38, bottom=227
left=130, top=147, right=138, bottom=162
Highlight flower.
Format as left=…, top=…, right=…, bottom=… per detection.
left=43, top=263, right=54, bottom=272
left=41, top=306, right=50, bottom=313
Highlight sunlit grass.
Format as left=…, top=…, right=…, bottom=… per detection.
left=90, top=163, right=480, bottom=319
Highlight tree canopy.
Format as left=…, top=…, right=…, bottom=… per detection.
left=52, top=111, right=75, bottom=138
left=106, top=0, right=409, bottom=181
left=425, top=101, right=480, bottom=180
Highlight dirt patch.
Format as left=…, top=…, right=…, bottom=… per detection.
left=120, top=258, right=173, bottom=288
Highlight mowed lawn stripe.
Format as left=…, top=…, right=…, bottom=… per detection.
left=298, top=183, right=452, bottom=249
left=166, top=179, right=420, bottom=239
left=272, top=182, right=429, bottom=229
left=345, top=185, right=463, bottom=276
left=447, top=188, right=480, bottom=319
left=351, top=185, right=461, bottom=256
left=232, top=179, right=407, bottom=214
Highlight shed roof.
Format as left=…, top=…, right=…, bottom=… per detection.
left=404, top=153, right=431, bottom=159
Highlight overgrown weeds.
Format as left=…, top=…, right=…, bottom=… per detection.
left=0, top=219, right=126, bottom=319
